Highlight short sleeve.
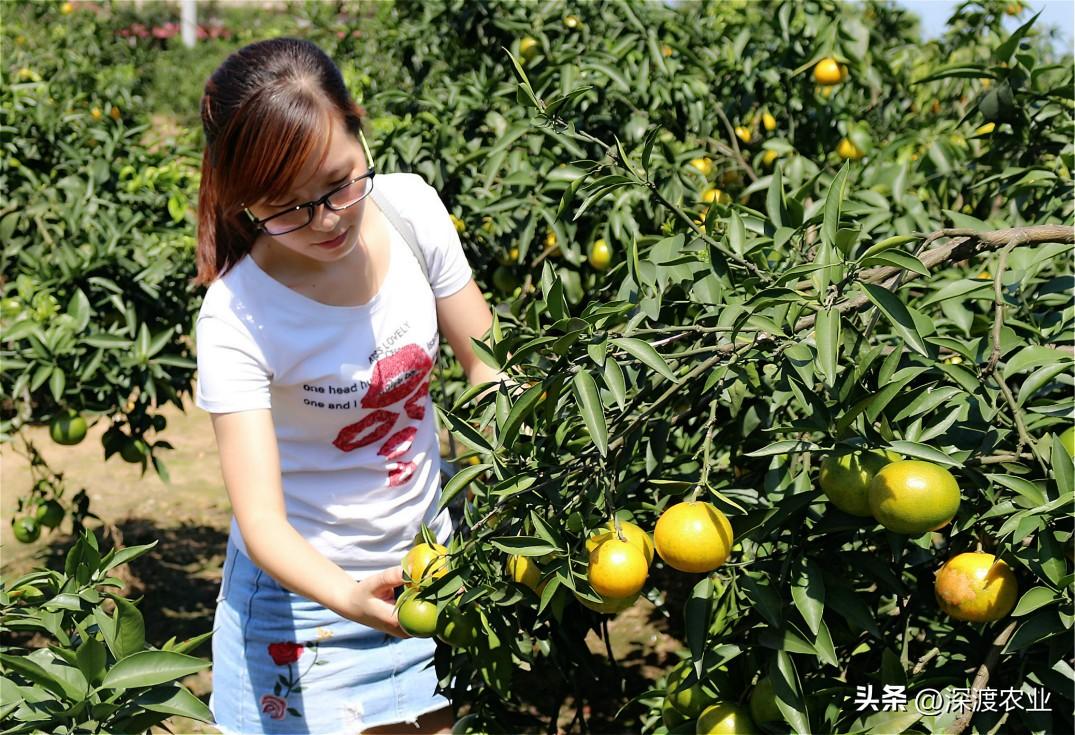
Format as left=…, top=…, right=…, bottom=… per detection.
left=414, top=180, right=473, bottom=299
left=194, top=315, right=272, bottom=413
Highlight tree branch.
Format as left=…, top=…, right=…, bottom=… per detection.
left=948, top=620, right=1019, bottom=735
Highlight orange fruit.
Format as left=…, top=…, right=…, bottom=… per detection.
left=653, top=501, right=733, bottom=573
left=689, top=157, right=713, bottom=177
left=813, top=57, right=843, bottom=85
left=696, top=702, right=758, bottom=734
left=574, top=589, right=639, bottom=614
left=868, top=460, right=961, bottom=535
left=507, top=554, right=544, bottom=593
left=665, top=661, right=718, bottom=718
left=402, top=542, right=448, bottom=587
left=397, top=597, right=439, bottom=637
left=588, top=239, right=613, bottom=270
left=662, top=697, right=689, bottom=728
left=701, top=187, right=731, bottom=205
left=749, top=677, right=782, bottom=724
left=50, top=411, right=87, bottom=445
left=587, top=538, right=648, bottom=598
left=761, top=149, right=780, bottom=167
left=586, top=519, right=654, bottom=566
left=837, top=137, right=864, bottom=160
left=33, top=500, right=64, bottom=529
left=12, top=517, right=40, bottom=544
left=519, top=37, right=539, bottom=62
left=437, top=604, right=480, bottom=647
left=762, top=112, right=777, bottom=131
left=819, top=450, right=899, bottom=517
left=734, top=126, right=752, bottom=144
left=119, top=438, right=148, bottom=463
left=935, top=552, right=1018, bottom=622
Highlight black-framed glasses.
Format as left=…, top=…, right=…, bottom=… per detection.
left=243, top=131, right=376, bottom=236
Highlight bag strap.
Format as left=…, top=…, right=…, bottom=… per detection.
left=369, top=184, right=459, bottom=481
left=371, top=186, right=428, bottom=281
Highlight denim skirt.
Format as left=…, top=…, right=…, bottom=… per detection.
left=209, top=539, right=449, bottom=735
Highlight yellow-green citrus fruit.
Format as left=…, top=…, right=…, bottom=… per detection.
left=663, top=697, right=690, bottom=728
left=574, top=589, right=639, bottom=614
left=701, top=187, right=731, bottom=205
left=563, top=15, right=580, bottom=28
left=868, top=460, right=961, bottom=535
left=819, top=450, right=900, bottom=517
left=1059, top=427, right=1074, bottom=457
left=761, top=149, right=780, bottom=167
left=437, top=604, right=480, bottom=647
left=837, top=137, right=864, bottom=160
left=748, top=677, right=782, bottom=724
left=402, top=542, right=448, bottom=587
left=689, top=157, right=713, bottom=177
left=33, top=500, right=64, bottom=529
left=397, top=597, right=440, bottom=637
left=449, top=214, right=465, bottom=233
left=696, top=702, right=758, bottom=735
left=50, top=412, right=87, bottom=445
left=492, top=266, right=519, bottom=294
left=935, top=552, right=1018, bottom=623
left=507, top=554, right=544, bottom=593
left=519, top=37, right=539, bottom=62
left=666, top=662, right=718, bottom=718
left=119, top=438, right=148, bottom=463
left=587, top=519, right=654, bottom=566
left=12, top=517, right=40, bottom=544
left=588, top=538, right=648, bottom=598
left=734, top=126, right=752, bottom=144
left=762, top=112, right=777, bottom=131
left=588, top=239, right=613, bottom=270
left=813, top=57, right=843, bottom=85
left=976, top=122, right=996, bottom=135
left=654, top=501, right=734, bottom=573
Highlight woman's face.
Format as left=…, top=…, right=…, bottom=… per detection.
left=246, top=113, right=370, bottom=267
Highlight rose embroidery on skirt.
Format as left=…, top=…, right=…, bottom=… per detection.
left=261, top=640, right=320, bottom=721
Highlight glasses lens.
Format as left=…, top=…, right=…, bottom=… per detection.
left=327, top=175, right=373, bottom=210
left=262, top=208, right=312, bottom=235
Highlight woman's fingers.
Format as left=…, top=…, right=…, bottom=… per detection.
left=354, top=567, right=409, bottom=638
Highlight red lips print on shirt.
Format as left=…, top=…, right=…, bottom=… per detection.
left=330, top=343, right=433, bottom=489
left=361, top=344, right=433, bottom=409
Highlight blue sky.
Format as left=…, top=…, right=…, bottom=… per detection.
left=896, top=0, right=1074, bottom=50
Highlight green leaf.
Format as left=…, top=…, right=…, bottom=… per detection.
left=885, top=441, right=963, bottom=468
left=822, top=164, right=849, bottom=249
left=0, top=653, right=70, bottom=700
left=106, top=595, right=146, bottom=661
left=489, top=537, right=557, bottom=556
left=791, top=559, right=825, bottom=637
left=75, top=637, right=106, bottom=687
left=135, top=684, right=214, bottom=722
left=498, top=383, right=545, bottom=450
left=1012, top=587, right=1058, bottom=617
left=603, top=358, right=627, bottom=411
left=814, top=309, right=840, bottom=387
left=860, top=283, right=930, bottom=357
left=436, top=406, right=494, bottom=453
left=859, top=251, right=930, bottom=276
left=100, top=651, right=210, bottom=690
left=1003, top=345, right=1072, bottom=381
left=745, top=440, right=821, bottom=457
left=994, top=11, right=1042, bottom=62
left=772, top=652, right=810, bottom=735
left=610, top=337, right=677, bottom=381
left=766, top=165, right=785, bottom=228
left=438, top=463, right=492, bottom=512
left=859, top=234, right=918, bottom=259
left=572, top=370, right=607, bottom=456
left=990, top=474, right=1046, bottom=507
left=684, top=578, right=713, bottom=666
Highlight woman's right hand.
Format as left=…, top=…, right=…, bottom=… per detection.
left=350, top=566, right=409, bottom=638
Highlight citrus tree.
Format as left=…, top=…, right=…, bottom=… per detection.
left=364, top=2, right=1074, bottom=733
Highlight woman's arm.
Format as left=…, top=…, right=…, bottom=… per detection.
left=209, top=409, right=407, bottom=636
left=436, top=278, right=509, bottom=389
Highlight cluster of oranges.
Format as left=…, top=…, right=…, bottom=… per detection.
left=820, top=450, right=1019, bottom=623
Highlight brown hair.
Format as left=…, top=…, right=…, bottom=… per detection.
left=194, top=37, right=365, bottom=285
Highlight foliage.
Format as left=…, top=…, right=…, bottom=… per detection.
left=0, top=532, right=212, bottom=733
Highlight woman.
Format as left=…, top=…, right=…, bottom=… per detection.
left=194, top=37, right=500, bottom=734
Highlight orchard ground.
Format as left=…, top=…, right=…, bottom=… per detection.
left=1, top=402, right=693, bottom=734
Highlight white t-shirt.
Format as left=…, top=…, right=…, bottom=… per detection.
left=194, top=173, right=471, bottom=577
